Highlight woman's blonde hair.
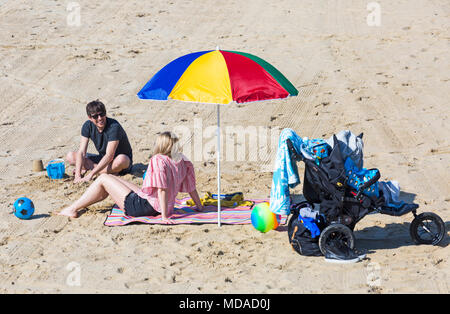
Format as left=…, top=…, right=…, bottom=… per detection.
left=153, top=131, right=181, bottom=161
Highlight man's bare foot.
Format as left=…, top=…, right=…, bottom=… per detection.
left=55, top=206, right=78, bottom=218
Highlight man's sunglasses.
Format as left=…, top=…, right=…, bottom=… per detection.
left=90, top=112, right=106, bottom=119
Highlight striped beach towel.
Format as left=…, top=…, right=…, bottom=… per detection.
left=104, top=198, right=287, bottom=226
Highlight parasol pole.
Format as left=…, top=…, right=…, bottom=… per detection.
left=215, top=45, right=221, bottom=227
left=217, top=104, right=221, bottom=227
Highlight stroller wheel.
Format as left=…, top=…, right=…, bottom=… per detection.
left=410, top=212, right=445, bottom=245
left=319, top=223, right=355, bottom=256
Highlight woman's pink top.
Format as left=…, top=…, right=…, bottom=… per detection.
left=136, top=154, right=196, bottom=216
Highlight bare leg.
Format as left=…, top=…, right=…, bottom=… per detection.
left=66, top=151, right=95, bottom=174
left=67, top=152, right=130, bottom=177
left=99, top=154, right=131, bottom=175
left=57, top=174, right=131, bottom=218
left=111, top=175, right=140, bottom=193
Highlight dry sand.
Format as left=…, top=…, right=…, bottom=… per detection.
left=0, top=0, right=448, bottom=293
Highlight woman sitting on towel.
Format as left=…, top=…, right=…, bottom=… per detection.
left=57, top=131, right=204, bottom=224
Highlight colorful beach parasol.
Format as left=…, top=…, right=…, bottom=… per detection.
left=138, top=49, right=298, bottom=226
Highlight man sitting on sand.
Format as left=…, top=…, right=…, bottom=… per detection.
left=66, top=100, right=133, bottom=183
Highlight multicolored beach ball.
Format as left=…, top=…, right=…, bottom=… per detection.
left=251, top=202, right=280, bottom=233
left=13, top=197, right=35, bottom=220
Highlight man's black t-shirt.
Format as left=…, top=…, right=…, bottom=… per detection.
left=81, top=117, right=133, bottom=160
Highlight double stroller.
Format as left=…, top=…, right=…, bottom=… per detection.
left=285, top=134, right=445, bottom=257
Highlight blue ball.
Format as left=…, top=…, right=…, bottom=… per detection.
left=13, top=197, right=35, bottom=220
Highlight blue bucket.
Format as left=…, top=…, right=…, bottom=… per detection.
left=46, top=159, right=65, bottom=179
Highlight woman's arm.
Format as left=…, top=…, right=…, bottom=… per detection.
left=188, top=189, right=204, bottom=211
left=157, top=188, right=173, bottom=223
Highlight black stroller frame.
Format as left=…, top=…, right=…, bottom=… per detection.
left=286, top=136, right=445, bottom=255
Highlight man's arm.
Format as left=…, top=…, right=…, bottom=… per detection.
left=74, top=136, right=89, bottom=183
left=84, top=140, right=119, bottom=180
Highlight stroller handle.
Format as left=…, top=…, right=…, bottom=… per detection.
left=286, top=139, right=303, bottom=161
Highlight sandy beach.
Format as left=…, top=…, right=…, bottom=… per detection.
left=0, top=0, right=448, bottom=293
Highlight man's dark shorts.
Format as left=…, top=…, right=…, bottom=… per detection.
left=86, top=153, right=133, bottom=176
